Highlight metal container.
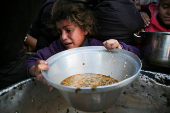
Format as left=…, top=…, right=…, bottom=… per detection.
left=1, top=70, right=170, bottom=113
left=141, top=32, right=170, bottom=68
left=41, top=46, right=142, bottom=112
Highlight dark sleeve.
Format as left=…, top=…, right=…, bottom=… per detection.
left=1, top=0, right=44, bottom=65
left=119, top=42, right=141, bottom=58
left=26, top=41, right=57, bottom=77
left=26, top=39, right=66, bottom=77
left=27, top=24, right=33, bottom=36
left=88, top=38, right=141, bottom=58
left=26, top=47, right=51, bottom=77
left=31, top=1, right=57, bottom=50
left=93, top=0, right=144, bottom=45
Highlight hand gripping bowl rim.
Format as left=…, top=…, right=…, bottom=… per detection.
left=41, top=46, right=142, bottom=93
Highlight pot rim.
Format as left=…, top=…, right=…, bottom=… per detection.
left=42, top=46, right=142, bottom=93
left=141, top=32, right=170, bottom=35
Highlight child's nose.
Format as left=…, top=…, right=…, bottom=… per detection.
left=61, top=32, right=68, bottom=40
left=167, top=8, right=170, bottom=14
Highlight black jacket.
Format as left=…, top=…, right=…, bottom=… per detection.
left=93, top=0, right=144, bottom=45
left=29, top=0, right=58, bottom=51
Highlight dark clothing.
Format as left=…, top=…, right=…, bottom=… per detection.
left=26, top=38, right=141, bottom=77
left=0, top=49, right=27, bottom=90
left=29, top=0, right=144, bottom=51
left=1, top=0, right=44, bottom=90
left=29, top=0, right=58, bottom=51
left=93, top=0, right=144, bottom=45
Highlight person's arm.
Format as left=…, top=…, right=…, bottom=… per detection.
left=28, top=60, right=54, bottom=91
left=30, top=2, right=56, bottom=51
left=103, top=39, right=141, bottom=58
left=24, top=34, right=37, bottom=51
left=26, top=45, right=56, bottom=91
left=119, top=41, right=141, bottom=58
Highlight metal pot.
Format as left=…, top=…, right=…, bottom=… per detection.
left=141, top=32, right=170, bottom=68
left=1, top=71, right=170, bottom=113
left=41, top=46, right=142, bottom=112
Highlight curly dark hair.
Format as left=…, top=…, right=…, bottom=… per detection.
left=48, top=0, right=97, bottom=37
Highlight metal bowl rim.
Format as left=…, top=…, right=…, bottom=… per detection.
left=41, top=46, right=142, bottom=91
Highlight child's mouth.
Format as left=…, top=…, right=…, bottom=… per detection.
left=165, top=17, right=170, bottom=20
left=65, top=43, right=73, bottom=46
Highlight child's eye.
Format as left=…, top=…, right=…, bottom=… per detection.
left=66, top=29, right=71, bottom=33
left=163, top=6, right=168, bottom=9
left=162, top=5, right=168, bottom=9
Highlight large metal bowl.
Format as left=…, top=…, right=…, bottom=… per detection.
left=141, top=32, right=170, bottom=68
left=41, top=46, right=142, bottom=112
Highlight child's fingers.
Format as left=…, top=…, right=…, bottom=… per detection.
left=103, top=39, right=122, bottom=51
left=36, top=74, right=54, bottom=91
left=110, top=41, right=122, bottom=49
left=36, top=60, right=49, bottom=65
left=103, top=40, right=111, bottom=51
left=42, top=79, right=55, bottom=91
left=35, top=60, right=50, bottom=70
left=38, top=64, right=50, bottom=70
left=42, top=78, right=50, bottom=86
left=144, top=15, right=150, bottom=26
left=49, top=86, right=55, bottom=92
left=141, top=12, right=150, bottom=26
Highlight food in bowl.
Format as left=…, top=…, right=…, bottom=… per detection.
left=60, top=73, right=118, bottom=87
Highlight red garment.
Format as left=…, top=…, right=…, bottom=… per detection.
left=145, top=4, right=170, bottom=32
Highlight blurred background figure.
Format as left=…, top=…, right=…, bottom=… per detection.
left=24, top=0, right=58, bottom=52
left=144, top=0, right=170, bottom=32
left=24, top=0, right=144, bottom=53
left=92, top=0, right=144, bottom=46
left=140, top=0, right=159, bottom=5
left=0, top=0, right=44, bottom=90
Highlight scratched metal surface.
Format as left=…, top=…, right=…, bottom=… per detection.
left=0, top=70, right=170, bottom=113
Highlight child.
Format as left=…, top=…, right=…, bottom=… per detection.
left=26, top=0, right=141, bottom=91
left=142, top=0, right=170, bottom=32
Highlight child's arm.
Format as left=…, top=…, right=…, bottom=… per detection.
left=103, top=39, right=122, bottom=51
left=28, top=60, right=54, bottom=91
left=103, top=39, right=141, bottom=58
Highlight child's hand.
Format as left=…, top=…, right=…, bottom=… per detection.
left=103, top=39, right=122, bottom=51
left=34, top=60, right=54, bottom=91
left=140, top=12, right=150, bottom=27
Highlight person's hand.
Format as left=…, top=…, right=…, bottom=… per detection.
left=103, top=39, right=122, bottom=51
left=140, top=12, right=150, bottom=27
left=134, top=29, right=145, bottom=36
left=34, top=60, right=54, bottom=91
left=134, top=29, right=145, bottom=44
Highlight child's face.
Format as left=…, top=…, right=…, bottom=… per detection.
left=159, top=0, right=170, bottom=25
left=56, top=20, right=88, bottom=49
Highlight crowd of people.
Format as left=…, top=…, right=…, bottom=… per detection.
left=1, top=0, right=170, bottom=91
